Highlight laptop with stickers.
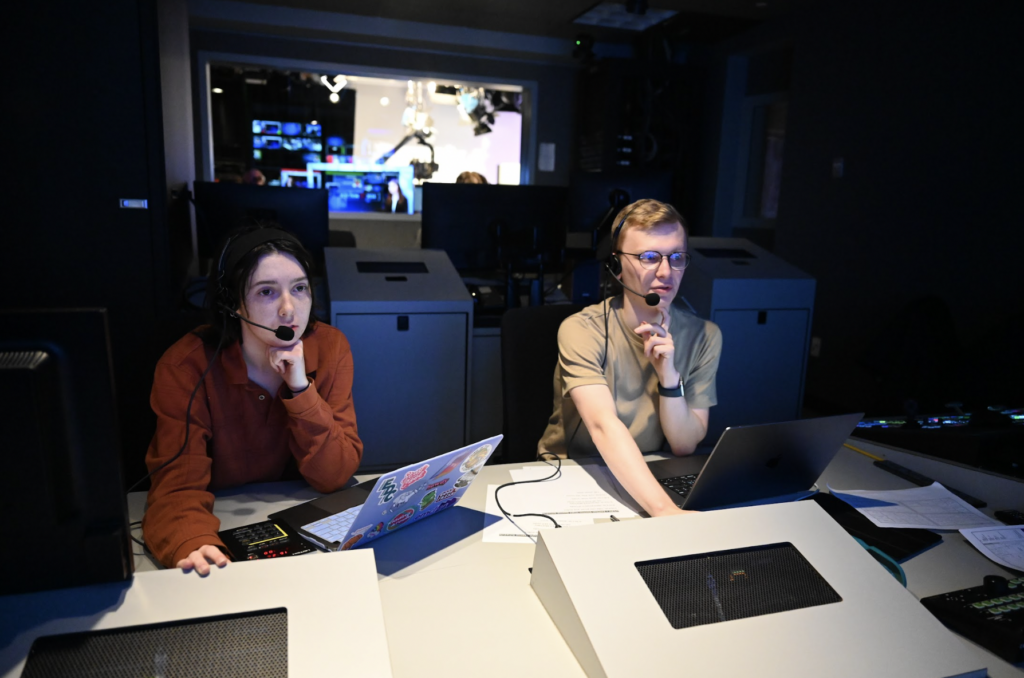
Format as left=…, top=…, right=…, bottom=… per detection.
left=269, top=435, right=502, bottom=551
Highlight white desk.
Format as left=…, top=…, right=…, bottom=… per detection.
left=5, top=438, right=1024, bottom=677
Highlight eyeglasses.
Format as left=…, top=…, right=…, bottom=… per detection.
left=618, top=251, right=691, bottom=271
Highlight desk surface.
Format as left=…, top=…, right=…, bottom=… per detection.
left=123, top=438, right=1024, bottom=677
left=10, top=438, right=1024, bottom=677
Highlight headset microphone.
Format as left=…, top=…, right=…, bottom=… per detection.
left=604, top=264, right=660, bottom=307
left=218, top=304, right=296, bottom=341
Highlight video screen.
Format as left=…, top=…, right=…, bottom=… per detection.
left=305, top=123, right=322, bottom=136
left=262, top=136, right=282, bottom=150
left=280, top=169, right=322, bottom=189
left=253, top=120, right=282, bottom=135
left=308, top=163, right=415, bottom=215
left=302, top=138, right=323, bottom=152
left=282, top=121, right=302, bottom=136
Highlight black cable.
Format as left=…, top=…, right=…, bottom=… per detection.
left=494, top=453, right=564, bottom=531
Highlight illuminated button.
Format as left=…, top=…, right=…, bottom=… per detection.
left=972, top=602, right=987, bottom=609
left=1009, top=603, right=1022, bottom=611
left=989, top=608, right=1002, bottom=615
left=259, top=395, right=266, bottom=401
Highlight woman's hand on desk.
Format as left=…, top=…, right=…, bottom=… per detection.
left=177, top=545, right=229, bottom=576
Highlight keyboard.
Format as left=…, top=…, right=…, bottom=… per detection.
left=302, top=506, right=360, bottom=545
left=658, top=473, right=698, bottom=506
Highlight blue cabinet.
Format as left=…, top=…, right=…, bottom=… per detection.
left=678, top=238, right=815, bottom=441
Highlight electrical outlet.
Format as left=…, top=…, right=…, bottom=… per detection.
left=810, top=337, right=821, bottom=358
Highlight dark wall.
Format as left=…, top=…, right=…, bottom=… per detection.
left=9, top=0, right=172, bottom=482
left=705, top=0, right=1024, bottom=414
left=188, top=27, right=578, bottom=187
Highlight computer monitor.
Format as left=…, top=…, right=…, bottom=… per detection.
left=567, top=169, right=674, bottom=234
left=420, top=183, right=569, bottom=272
left=306, top=163, right=415, bottom=215
left=0, top=308, right=133, bottom=595
left=192, top=182, right=329, bottom=269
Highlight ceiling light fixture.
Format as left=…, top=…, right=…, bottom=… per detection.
left=574, top=1, right=676, bottom=31
left=320, top=74, right=348, bottom=104
left=212, top=87, right=224, bottom=94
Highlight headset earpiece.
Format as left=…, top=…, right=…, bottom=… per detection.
left=607, top=253, right=622, bottom=277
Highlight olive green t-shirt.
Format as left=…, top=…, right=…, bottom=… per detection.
left=537, top=297, right=722, bottom=459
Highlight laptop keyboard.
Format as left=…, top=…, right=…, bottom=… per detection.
left=658, top=473, right=698, bottom=506
left=302, top=506, right=360, bottom=544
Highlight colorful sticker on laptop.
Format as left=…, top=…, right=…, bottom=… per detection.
left=429, top=449, right=474, bottom=479
left=349, top=522, right=384, bottom=546
left=419, top=490, right=437, bottom=510
left=434, top=498, right=458, bottom=512
left=340, top=523, right=372, bottom=551
left=425, top=479, right=449, bottom=491
left=387, top=508, right=416, bottom=531
left=386, top=490, right=417, bottom=513
left=454, top=467, right=479, bottom=489
left=340, top=533, right=364, bottom=551
left=376, top=476, right=398, bottom=504
left=435, top=488, right=457, bottom=502
left=400, top=464, right=430, bottom=490
left=459, top=444, right=492, bottom=472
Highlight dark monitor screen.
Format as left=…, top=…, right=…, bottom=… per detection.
left=193, top=182, right=329, bottom=268
left=421, top=184, right=569, bottom=272
left=567, top=169, right=674, bottom=233
left=0, top=308, right=132, bottom=595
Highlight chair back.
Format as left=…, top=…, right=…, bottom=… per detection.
left=500, top=304, right=583, bottom=463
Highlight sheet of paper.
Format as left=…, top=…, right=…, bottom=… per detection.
left=828, top=482, right=1001, bottom=530
left=960, top=524, right=1024, bottom=572
left=483, top=466, right=639, bottom=543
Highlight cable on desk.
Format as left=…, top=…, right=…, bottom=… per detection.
left=843, top=442, right=884, bottom=462
left=494, top=453, right=564, bottom=542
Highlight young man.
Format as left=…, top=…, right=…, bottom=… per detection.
left=537, top=199, right=722, bottom=516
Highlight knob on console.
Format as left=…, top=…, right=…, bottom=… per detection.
left=983, top=574, right=1009, bottom=596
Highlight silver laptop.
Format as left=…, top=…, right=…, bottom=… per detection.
left=648, top=413, right=863, bottom=511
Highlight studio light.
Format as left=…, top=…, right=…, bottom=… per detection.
left=320, top=74, right=348, bottom=104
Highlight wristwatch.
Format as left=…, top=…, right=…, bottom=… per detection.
left=658, top=379, right=683, bottom=398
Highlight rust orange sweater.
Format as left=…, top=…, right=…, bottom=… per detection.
left=142, top=323, right=362, bottom=567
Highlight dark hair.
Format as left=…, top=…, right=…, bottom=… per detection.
left=198, top=223, right=319, bottom=346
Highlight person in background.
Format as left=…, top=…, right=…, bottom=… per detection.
left=382, top=178, right=409, bottom=213
left=242, top=168, right=266, bottom=185
left=537, top=199, right=722, bottom=517
left=142, top=224, right=362, bottom=575
left=456, top=171, right=487, bottom=184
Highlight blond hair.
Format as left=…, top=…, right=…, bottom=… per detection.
left=611, top=199, right=687, bottom=250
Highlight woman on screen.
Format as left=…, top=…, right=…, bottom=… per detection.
left=381, top=178, right=409, bottom=213
left=141, top=224, right=363, bottom=574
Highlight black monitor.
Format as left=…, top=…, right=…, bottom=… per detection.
left=193, top=182, right=329, bottom=270
left=0, top=308, right=133, bottom=595
left=567, top=169, right=674, bottom=234
left=421, top=184, right=569, bottom=272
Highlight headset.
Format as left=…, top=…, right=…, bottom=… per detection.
left=127, top=227, right=304, bottom=498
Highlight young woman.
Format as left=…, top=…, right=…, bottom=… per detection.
left=142, top=225, right=363, bottom=574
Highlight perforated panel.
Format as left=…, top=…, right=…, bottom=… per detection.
left=23, top=609, right=287, bottom=678
left=635, top=542, right=841, bottom=629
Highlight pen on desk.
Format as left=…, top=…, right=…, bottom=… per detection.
left=843, top=442, right=884, bottom=462
left=609, top=515, right=619, bottom=522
